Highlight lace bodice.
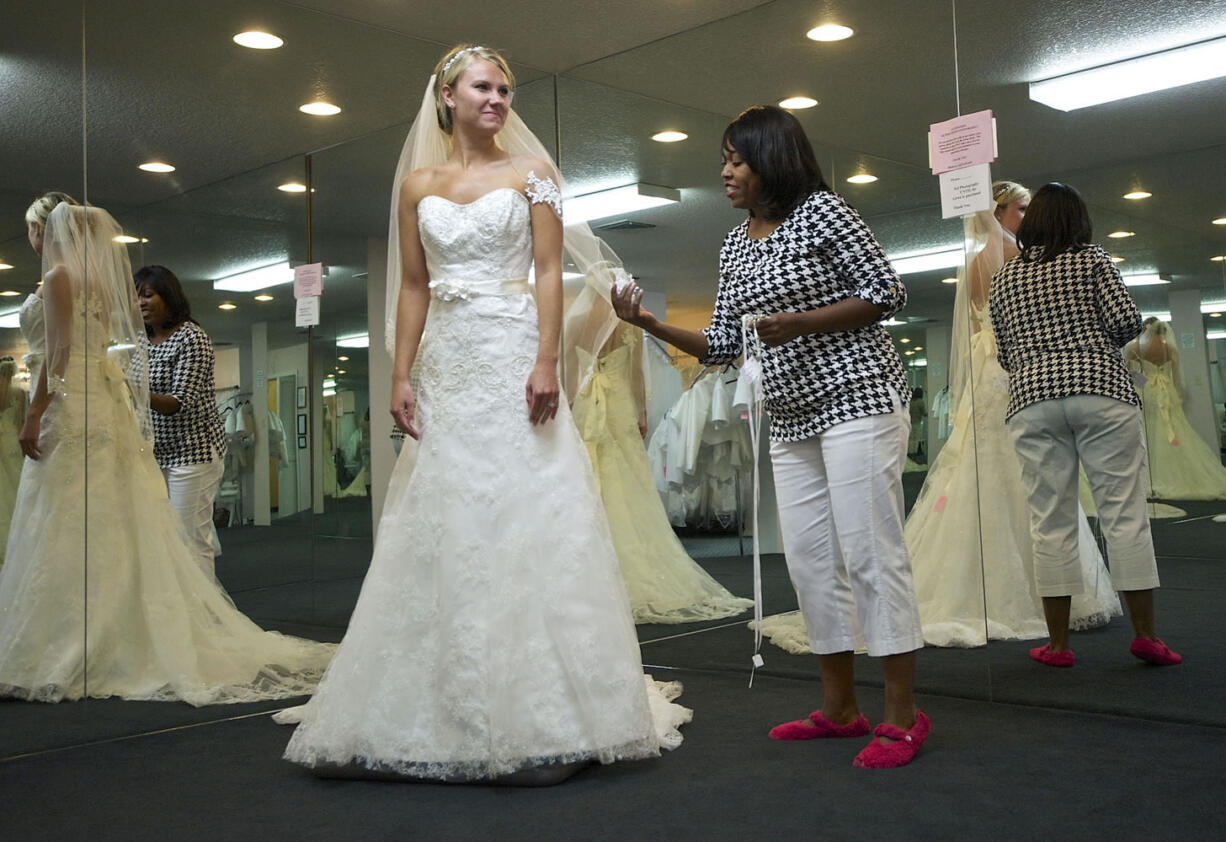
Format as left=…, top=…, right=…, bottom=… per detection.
left=19, top=294, right=43, bottom=355
left=418, top=189, right=532, bottom=285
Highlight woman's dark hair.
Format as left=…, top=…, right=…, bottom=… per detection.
left=722, top=105, right=829, bottom=220
left=1016, top=182, right=1093, bottom=263
left=133, top=264, right=195, bottom=333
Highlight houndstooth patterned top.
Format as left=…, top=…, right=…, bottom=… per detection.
left=144, top=321, right=228, bottom=467
left=701, top=190, right=908, bottom=442
left=989, top=244, right=1141, bottom=420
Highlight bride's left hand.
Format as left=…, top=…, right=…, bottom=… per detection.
left=525, top=362, right=560, bottom=426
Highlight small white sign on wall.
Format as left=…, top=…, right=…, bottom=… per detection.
left=939, top=163, right=993, bottom=219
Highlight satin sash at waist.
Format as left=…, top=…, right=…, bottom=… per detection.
left=428, top=277, right=531, bottom=302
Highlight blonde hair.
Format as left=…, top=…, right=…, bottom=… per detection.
left=25, top=191, right=79, bottom=228
left=432, top=44, right=515, bottom=135
left=992, top=180, right=1029, bottom=209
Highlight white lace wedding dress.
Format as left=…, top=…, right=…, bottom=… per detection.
left=572, top=327, right=752, bottom=624
left=282, top=188, right=690, bottom=780
left=1136, top=359, right=1226, bottom=500
left=0, top=386, right=24, bottom=570
left=0, top=294, right=334, bottom=704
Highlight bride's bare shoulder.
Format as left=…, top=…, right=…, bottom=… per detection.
left=399, top=166, right=450, bottom=207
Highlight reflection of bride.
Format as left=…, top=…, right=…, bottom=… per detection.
left=0, top=356, right=26, bottom=569
left=1124, top=318, right=1226, bottom=499
left=0, top=196, right=334, bottom=704
left=572, top=322, right=752, bottom=624
left=281, top=46, right=689, bottom=783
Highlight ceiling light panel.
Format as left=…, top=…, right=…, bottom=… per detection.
left=564, top=183, right=680, bottom=225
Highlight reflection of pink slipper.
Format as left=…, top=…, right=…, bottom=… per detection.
left=769, top=711, right=870, bottom=740
left=1130, top=637, right=1182, bottom=665
left=1029, top=644, right=1075, bottom=667
left=853, top=711, right=931, bottom=769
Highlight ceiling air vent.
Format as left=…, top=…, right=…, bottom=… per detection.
left=595, top=219, right=656, bottom=231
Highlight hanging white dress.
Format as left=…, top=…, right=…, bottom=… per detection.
left=283, top=189, right=689, bottom=780
left=572, top=327, right=752, bottom=624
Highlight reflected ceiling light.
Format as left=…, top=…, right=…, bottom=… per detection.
left=940, top=276, right=959, bottom=284
left=0, top=308, right=20, bottom=328
left=914, top=346, right=924, bottom=351
left=912, top=358, right=928, bottom=367
left=1029, top=36, right=1226, bottom=111
left=778, top=96, right=819, bottom=109
left=218, top=302, right=238, bottom=310
left=138, top=161, right=175, bottom=173
left=651, top=130, right=688, bottom=143
left=253, top=293, right=274, bottom=302
left=1123, top=191, right=1152, bottom=200
left=807, top=24, right=854, bottom=41
left=1211, top=312, right=1223, bottom=318
left=233, top=31, right=283, bottom=49
left=904, top=350, right=915, bottom=356
left=337, top=333, right=369, bottom=348
left=1213, top=217, right=1226, bottom=225
left=337, top=355, right=350, bottom=361
left=887, top=246, right=963, bottom=275
left=564, top=183, right=680, bottom=225
left=1110, top=255, right=1125, bottom=263
left=213, top=262, right=293, bottom=292
left=113, top=235, right=140, bottom=244
left=1107, top=230, right=1135, bottom=238
left=846, top=173, right=878, bottom=184
left=899, top=337, right=911, bottom=344
left=1121, top=273, right=1169, bottom=286
left=0, top=263, right=13, bottom=271
left=323, top=378, right=337, bottom=389
left=882, top=318, right=906, bottom=326
left=1212, top=255, right=1226, bottom=262
left=1209, top=331, right=1226, bottom=340
left=278, top=182, right=308, bottom=193
left=0, top=290, right=19, bottom=296
left=1200, top=302, right=1226, bottom=313
left=299, top=101, right=341, bottom=116
left=336, top=369, right=347, bottom=375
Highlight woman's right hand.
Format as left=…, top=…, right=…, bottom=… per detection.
left=390, top=378, right=420, bottom=440
left=611, top=282, right=657, bottom=328
left=19, top=410, right=43, bottom=460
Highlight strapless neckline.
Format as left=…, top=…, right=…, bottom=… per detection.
left=418, top=187, right=527, bottom=210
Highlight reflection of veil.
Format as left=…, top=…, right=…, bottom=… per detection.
left=1135, top=319, right=1183, bottom=396
left=382, top=75, right=625, bottom=398
left=947, top=209, right=1008, bottom=413
left=41, top=203, right=152, bottom=442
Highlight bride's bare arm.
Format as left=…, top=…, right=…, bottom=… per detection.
left=391, top=173, right=432, bottom=439
left=527, top=172, right=563, bottom=426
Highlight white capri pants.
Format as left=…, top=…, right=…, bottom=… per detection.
left=1008, top=394, right=1160, bottom=596
left=162, top=455, right=225, bottom=580
left=770, top=397, right=924, bottom=658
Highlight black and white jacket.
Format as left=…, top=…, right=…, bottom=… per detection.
left=989, top=244, right=1141, bottom=420
left=702, top=190, right=908, bottom=442
left=144, top=321, right=228, bottom=467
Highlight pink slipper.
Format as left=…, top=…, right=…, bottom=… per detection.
left=1029, top=644, right=1075, bottom=667
left=852, top=711, right=931, bottom=769
left=769, top=711, right=871, bottom=740
left=1130, top=637, right=1182, bottom=666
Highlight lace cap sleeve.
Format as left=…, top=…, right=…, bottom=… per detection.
left=525, top=170, right=563, bottom=218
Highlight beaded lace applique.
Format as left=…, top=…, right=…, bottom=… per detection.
left=525, top=170, right=563, bottom=218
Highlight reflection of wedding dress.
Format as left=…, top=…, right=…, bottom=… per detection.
left=0, top=294, right=334, bottom=704
left=1136, top=359, right=1226, bottom=499
left=283, top=190, right=689, bottom=779
left=0, top=389, right=24, bottom=569
left=572, top=328, right=752, bottom=624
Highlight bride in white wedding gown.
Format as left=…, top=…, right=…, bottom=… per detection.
left=0, top=195, right=334, bottom=705
left=281, top=46, right=689, bottom=783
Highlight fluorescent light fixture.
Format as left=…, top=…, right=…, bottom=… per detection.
left=1123, top=191, right=1152, bottom=200
left=651, top=130, right=687, bottom=143
left=337, top=334, right=369, bottom=349
left=1208, top=331, right=1226, bottom=340
left=213, top=262, right=293, bottom=292
left=564, top=183, right=680, bottom=225
left=233, top=31, right=283, bottom=49
left=254, top=293, right=274, bottom=302
left=300, top=101, right=341, bottom=116
left=1201, top=302, right=1226, bottom=313
left=1121, top=273, right=1169, bottom=286
left=1108, top=231, right=1135, bottom=238
left=0, top=308, right=20, bottom=328
left=779, top=96, right=818, bottom=109
left=323, top=389, right=336, bottom=397
left=941, top=276, right=959, bottom=284
left=138, top=161, right=175, bottom=173
left=882, top=318, right=906, bottom=326
left=911, top=358, right=928, bottom=367
left=278, top=182, right=307, bottom=193
left=0, top=263, right=14, bottom=271
left=846, top=173, right=878, bottom=184
left=218, top=302, right=237, bottom=310
left=1029, top=36, right=1226, bottom=111
left=888, top=247, right=963, bottom=275
left=113, top=235, right=140, bottom=244
left=807, top=24, right=853, bottom=41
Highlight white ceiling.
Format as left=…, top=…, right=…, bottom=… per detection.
left=2, top=0, right=1225, bottom=360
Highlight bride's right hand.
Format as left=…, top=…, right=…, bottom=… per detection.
left=611, top=282, right=656, bottom=328
left=19, top=411, right=42, bottom=460
left=390, top=379, right=420, bottom=440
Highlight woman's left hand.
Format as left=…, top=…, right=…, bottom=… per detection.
left=754, top=312, right=804, bottom=347
left=525, top=362, right=560, bottom=426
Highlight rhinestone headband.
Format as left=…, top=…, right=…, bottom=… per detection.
left=442, top=46, right=486, bottom=75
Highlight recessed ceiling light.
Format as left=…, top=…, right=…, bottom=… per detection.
left=904, top=350, right=915, bottom=356
left=1211, top=312, right=1222, bottom=318
left=233, top=31, right=283, bottom=50
left=914, top=346, right=924, bottom=351
left=1108, top=230, right=1135, bottom=238
left=1212, top=255, right=1226, bottom=262
left=0, top=290, right=19, bottom=296
left=336, top=369, right=347, bottom=375
left=299, top=101, right=341, bottom=116
left=1213, top=217, right=1226, bottom=225
left=1110, top=256, right=1125, bottom=263
left=0, top=264, right=13, bottom=271
left=278, top=182, right=308, bottom=193
left=337, top=355, right=350, bottom=362
left=218, top=302, right=238, bottom=310
left=139, top=161, right=175, bottom=173
left=899, top=337, right=911, bottom=344
left=254, top=294, right=274, bottom=302
left=941, top=276, right=959, bottom=284
left=113, top=235, right=140, bottom=244
left=846, top=173, right=878, bottom=184
left=651, top=130, right=688, bottom=143
left=778, top=96, right=819, bottom=109
left=807, top=24, right=854, bottom=41
left=1123, top=191, right=1152, bottom=200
